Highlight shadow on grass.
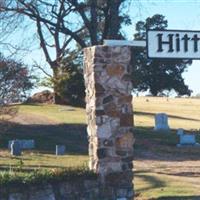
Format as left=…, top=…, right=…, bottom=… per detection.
left=1, top=122, right=200, bottom=162
left=135, top=171, right=166, bottom=193
left=157, top=196, right=200, bottom=200
left=134, top=111, right=200, bottom=122
left=157, top=171, right=200, bottom=178
left=0, top=122, right=88, bottom=155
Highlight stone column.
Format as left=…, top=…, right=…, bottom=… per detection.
left=84, top=46, right=134, bottom=200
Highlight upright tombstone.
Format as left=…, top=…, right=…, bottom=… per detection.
left=8, top=139, right=35, bottom=150
left=84, top=46, right=134, bottom=200
left=56, top=145, right=66, bottom=155
left=154, top=113, right=170, bottom=131
left=11, top=140, right=21, bottom=156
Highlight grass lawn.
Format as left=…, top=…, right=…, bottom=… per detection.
left=13, top=104, right=86, bottom=124
left=0, top=104, right=88, bottom=171
left=0, top=97, right=200, bottom=199
left=134, top=96, right=200, bottom=130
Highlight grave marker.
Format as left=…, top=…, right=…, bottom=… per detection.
left=154, top=113, right=170, bottom=131
left=8, top=140, right=35, bottom=149
left=180, top=134, right=196, bottom=145
left=177, top=133, right=200, bottom=147
left=56, top=145, right=66, bottom=155
left=11, top=140, right=21, bottom=156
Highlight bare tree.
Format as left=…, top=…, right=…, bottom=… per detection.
left=0, top=0, right=131, bottom=103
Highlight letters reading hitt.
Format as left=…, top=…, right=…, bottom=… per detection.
left=157, top=33, right=200, bottom=52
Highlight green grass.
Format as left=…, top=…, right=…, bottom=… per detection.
left=18, top=104, right=86, bottom=124
left=135, top=171, right=200, bottom=200
left=0, top=152, right=88, bottom=170
left=0, top=104, right=89, bottom=173
left=0, top=103, right=89, bottom=185
left=0, top=166, right=96, bottom=189
left=134, top=127, right=200, bottom=200
left=134, top=97, right=200, bottom=130
left=1, top=98, right=200, bottom=198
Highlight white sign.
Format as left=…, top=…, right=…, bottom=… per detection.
left=147, top=30, right=200, bottom=59
left=104, top=39, right=146, bottom=47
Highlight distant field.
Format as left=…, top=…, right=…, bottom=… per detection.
left=11, top=96, right=200, bottom=130
left=134, top=96, right=200, bottom=131
left=0, top=97, right=200, bottom=199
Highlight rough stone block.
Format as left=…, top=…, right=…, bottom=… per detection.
left=103, top=139, right=114, bottom=147
left=116, top=133, right=134, bottom=149
left=29, top=187, right=55, bottom=200
left=97, top=148, right=107, bottom=159
left=97, top=122, right=112, bottom=138
left=9, top=193, right=27, bottom=200
left=103, top=95, right=114, bottom=104
left=120, top=114, right=133, bottom=127
left=106, top=64, right=125, bottom=76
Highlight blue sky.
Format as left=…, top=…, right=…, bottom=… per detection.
left=128, top=0, right=200, bottom=95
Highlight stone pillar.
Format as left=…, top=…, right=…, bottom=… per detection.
left=84, top=46, right=134, bottom=200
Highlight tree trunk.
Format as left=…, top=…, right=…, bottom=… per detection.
left=52, top=67, right=67, bottom=105
left=108, top=0, right=121, bottom=39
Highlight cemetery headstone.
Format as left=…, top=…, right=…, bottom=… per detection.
left=177, top=133, right=200, bottom=147
left=11, top=140, right=21, bottom=156
left=180, top=134, right=196, bottom=145
left=56, top=145, right=66, bottom=155
left=154, top=113, right=170, bottom=131
left=8, top=140, right=35, bottom=149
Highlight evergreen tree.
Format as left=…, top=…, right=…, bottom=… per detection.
left=132, top=14, right=192, bottom=96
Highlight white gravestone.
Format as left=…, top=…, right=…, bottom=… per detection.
left=154, top=113, right=170, bottom=131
